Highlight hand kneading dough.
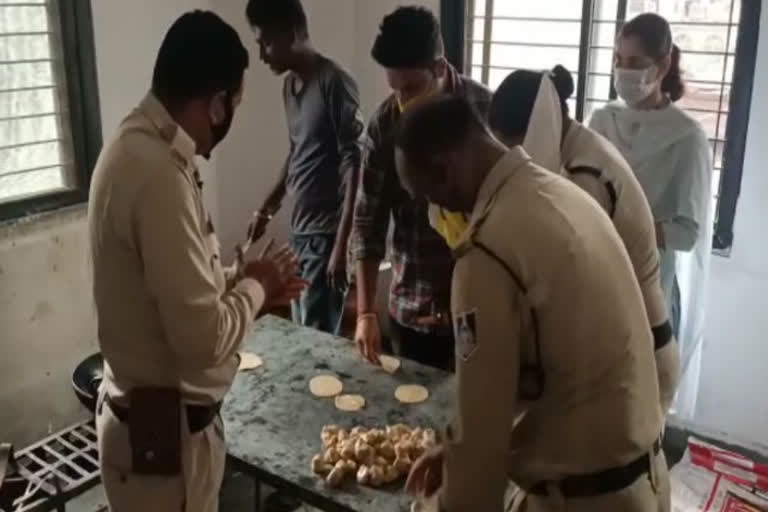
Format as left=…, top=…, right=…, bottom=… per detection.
left=238, top=352, right=263, bottom=371
left=394, top=385, right=429, bottom=404
left=379, top=354, right=401, bottom=374
left=334, top=394, right=366, bottom=412
left=309, top=375, right=343, bottom=397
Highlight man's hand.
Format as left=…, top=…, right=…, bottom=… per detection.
left=406, top=446, right=444, bottom=497
left=243, top=243, right=308, bottom=310
left=354, top=313, right=381, bottom=364
left=326, top=243, right=348, bottom=292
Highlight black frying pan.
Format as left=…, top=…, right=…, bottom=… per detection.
left=72, top=353, right=103, bottom=413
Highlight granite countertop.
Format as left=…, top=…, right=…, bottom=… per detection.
left=223, top=315, right=455, bottom=512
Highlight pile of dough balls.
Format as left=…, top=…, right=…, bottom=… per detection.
left=311, top=424, right=437, bottom=488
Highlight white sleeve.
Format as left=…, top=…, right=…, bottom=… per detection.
left=663, top=129, right=712, bottom=252
left=661, top=217, right=699, bottom=252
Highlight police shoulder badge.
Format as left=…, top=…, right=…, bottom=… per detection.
left=454, top=309, right=478, bottom=361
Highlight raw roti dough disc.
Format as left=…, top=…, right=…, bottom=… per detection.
left=238, top=352, right=263, bottom=371
left=379, top=354, right=401, bottom=374
left=395, top=384, right=429, bottom=404
left=309, top=375, right=343, bottom=397
left=334, top=394, right=366, bottom=412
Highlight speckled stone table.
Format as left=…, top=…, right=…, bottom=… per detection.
left=222, top=315, right=455, bottom=512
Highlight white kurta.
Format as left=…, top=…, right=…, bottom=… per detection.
left=590, top=100, right=713, bottom=419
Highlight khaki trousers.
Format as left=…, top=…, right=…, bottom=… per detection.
left=96, top=392, right=226, bottom=512
left=510, top=451, right=671, bottom=512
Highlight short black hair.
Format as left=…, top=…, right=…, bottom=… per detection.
left=152, top=10, right=249, bottom=104
left=396, top=95, right=484, bottom=166
left=490, top=65, right=574, bottom=138
left=372, top=6, right=444, bottom=69
left=246, top=0, right=308, bottom=36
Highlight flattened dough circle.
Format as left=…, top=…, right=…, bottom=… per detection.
left=395, top=385, right=429, bottom=404
left=379, top=354, right=401, bottom=374
left=334, top=394, right=366, bottom=412
left=238, top=352, right=263, bottom=371
left=309, top=375, right=343, bottom=397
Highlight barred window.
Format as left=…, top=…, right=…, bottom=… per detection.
left=447, top=0, right=760, bottom=254
left=0, top=0, right=101, bottom=221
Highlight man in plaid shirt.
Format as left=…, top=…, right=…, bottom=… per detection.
left=350, top=6, right=491, bottom=370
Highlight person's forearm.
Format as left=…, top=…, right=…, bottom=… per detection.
left=333, top=166, right=359, bottom=253
left=263, top=182, right=285, bottom=214
left=660, top=217, right=699, bottom=252
left=356, top=259, right=380, bottom=315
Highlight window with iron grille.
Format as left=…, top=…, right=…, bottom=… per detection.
left=442, top=0, right=760, bottom=254
left=0, top=0, right=101, bottom=222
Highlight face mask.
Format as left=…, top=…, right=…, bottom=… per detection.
left=428, top=205, right=469, bottom=249
left=397, top=83, right=438, bottom=113
left=203, top=93, right=234, bottom=160
left=614, top=66, right=659, bottom=106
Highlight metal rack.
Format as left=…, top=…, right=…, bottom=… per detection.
left=9, top=420, right=101, bottom=512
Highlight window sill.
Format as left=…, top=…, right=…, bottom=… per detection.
left=0, top=189, right=87, bottom=226
left=0, top=197, right=87, bottom=241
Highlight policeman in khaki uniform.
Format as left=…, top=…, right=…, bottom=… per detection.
left=396, top=96, right=670, bottom=512
left=490, top=70, right=680, bottom=414
left=88, top=12, right=304, bottom=512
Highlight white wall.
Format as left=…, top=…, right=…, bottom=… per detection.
left=0, top=0, right=210, bottom=447
left=693, top=6, right=768, bottom=446
left=0, top=208, right=95, bottom=447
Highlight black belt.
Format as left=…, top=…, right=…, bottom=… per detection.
left=529, top=438, right=661, bottom=498
left=653, top=321, right=673, bottom=351
left=104, top=395, right=221, bottom=434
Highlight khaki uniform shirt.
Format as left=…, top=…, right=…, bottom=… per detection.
left=88, top=94, right=264, bottom=406
left=440, top=147, right=662, bottom=511
left=562, top=121, right=667, bottom=329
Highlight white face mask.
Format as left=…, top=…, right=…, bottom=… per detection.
left=614, top=66, right=659, bottom=106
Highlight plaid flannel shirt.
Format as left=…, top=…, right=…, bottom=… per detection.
left=350, top=66, right=492, bottom=333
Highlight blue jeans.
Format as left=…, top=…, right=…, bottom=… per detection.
left=290, top=233, right=346, bottom=335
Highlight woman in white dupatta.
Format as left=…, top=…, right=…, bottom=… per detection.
left=489, top=65, right=680, bottom=415
left=590, top=13, right=712, bottom=419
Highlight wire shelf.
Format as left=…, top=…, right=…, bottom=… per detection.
left=9, top=420, right=100, bottom=512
